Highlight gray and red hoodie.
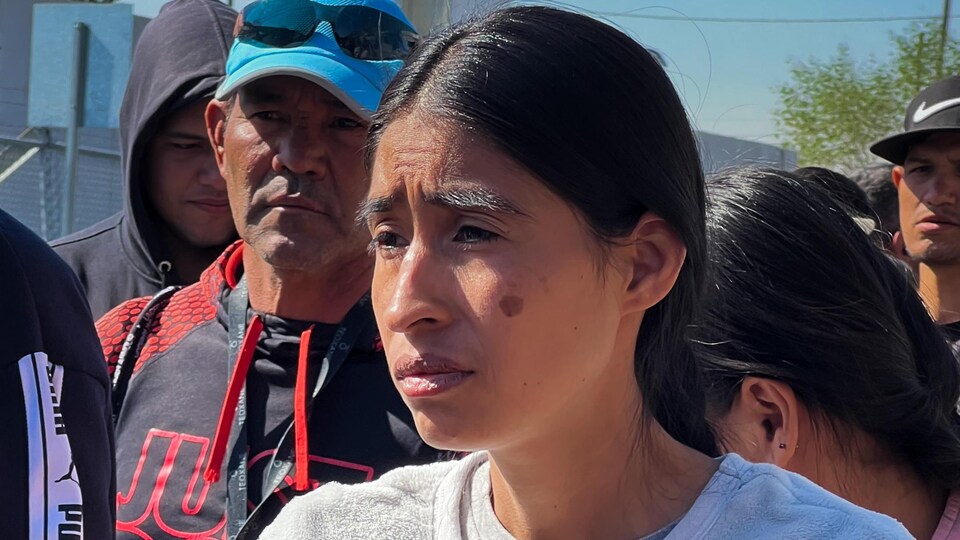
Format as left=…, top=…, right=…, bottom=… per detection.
left=99, top=241, right=446, bottom=538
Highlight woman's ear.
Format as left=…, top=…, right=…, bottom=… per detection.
left=620, top=212, right=686, bottom=315
left=719, top=377, right=801, bottom=469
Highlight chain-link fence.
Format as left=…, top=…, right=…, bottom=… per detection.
left=0, top=127, right=123, bottom=241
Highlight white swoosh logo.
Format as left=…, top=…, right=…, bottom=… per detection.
left=913, top=97, right=960, bottom=123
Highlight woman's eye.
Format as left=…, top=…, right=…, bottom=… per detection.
left=370, top=231, right=408, bottom=253
left=453, top=226, right=499, bottom=244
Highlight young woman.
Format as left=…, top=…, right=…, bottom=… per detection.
left=262, top=7, right=909, bottom=539
left=694, top=167, right=960, bottom=539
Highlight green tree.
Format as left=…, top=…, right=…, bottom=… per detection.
left=775, top=21, right=960, bottom=171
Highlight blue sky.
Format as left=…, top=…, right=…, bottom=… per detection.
left=557, top=0, right=954, bottom=145
left=126, top=0, right=955, bottom=147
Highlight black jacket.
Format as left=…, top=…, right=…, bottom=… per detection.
left=51, top=0, right=237, bottom=319
left=0, top=208, right=115, bottom=539
left=99, top=242, right=448, bottom=538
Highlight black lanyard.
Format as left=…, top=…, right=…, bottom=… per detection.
left=225, top=277, right=250, bottom=540
left=223, top=276, right=373, bottom=539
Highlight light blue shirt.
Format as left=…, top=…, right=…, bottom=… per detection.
left=262, top=451, right=911, bottom=539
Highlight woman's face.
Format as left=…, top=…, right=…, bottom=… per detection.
left=364, top=112, right=635, bottom=452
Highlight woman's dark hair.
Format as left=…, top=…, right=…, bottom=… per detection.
left=792, top=167, right=874, bottom=220
left=366, top=6, right=716, bottom=455
left=695, top=167, right=960, bottom=489
left=792, top=166, right=884, bottom=246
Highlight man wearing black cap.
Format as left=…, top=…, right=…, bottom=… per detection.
left=871, top=76, right=960, bottom=331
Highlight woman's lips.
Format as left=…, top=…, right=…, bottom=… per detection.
left=916, top=216, right=960, bottom=233
left=394, top=355, right=473, bottom=398
left=396, top=372, right=472, bottom=398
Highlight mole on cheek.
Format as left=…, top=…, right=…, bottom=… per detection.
left=499, top=295, right=524, bottom=317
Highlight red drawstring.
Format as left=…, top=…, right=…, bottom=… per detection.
left=294, top=325, right=314, bottom=491
left=224, top=244, right=244, bottom=289
left=203, top=302, right=315, bottom=491
left=204, top=315, right=264, bottom=483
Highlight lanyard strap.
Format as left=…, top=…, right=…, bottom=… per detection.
left=224, top=281, right=373, bottom=539
left=225, top=277, right=250, bottom=540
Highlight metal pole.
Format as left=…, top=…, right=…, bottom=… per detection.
left=39, top=129, right=55, bottom=240
left=62, top=22, right=88, bottom=237
left=939, top=0, right=952, bottom=78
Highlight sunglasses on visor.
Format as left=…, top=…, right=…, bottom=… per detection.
left=235, top=0, right=420, bottom=61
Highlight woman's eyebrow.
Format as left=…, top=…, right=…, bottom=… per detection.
left=425, top=185, right=526, bottom=216
left=358, top=185, right=529, bottom=226
left=357, top=195, right=395, bottom=226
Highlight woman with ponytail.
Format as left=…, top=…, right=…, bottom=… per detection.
left=696, top=167, right=960, bottom=539
left=262, top=7, right=908, bottom=539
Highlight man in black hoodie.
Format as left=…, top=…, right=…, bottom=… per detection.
left=52, top=0, right=238, bottom=319
left=0, top=208, right=115, bottom=539
left=99, top=1, right=446, bottom=538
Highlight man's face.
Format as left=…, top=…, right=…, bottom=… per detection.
left=893, top=132, right=960, bottom=265
left=146, top=100, right=235, bottom=248
left=207, top=76, right=371, bottom=271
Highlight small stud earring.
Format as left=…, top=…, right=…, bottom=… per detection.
left=778, top=443, right=786, bottom=449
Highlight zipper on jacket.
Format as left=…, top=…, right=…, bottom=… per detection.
left=158, top=260, right=172, bottom=289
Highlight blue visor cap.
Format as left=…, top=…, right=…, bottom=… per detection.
left=215, top=0, right=415, bottom=120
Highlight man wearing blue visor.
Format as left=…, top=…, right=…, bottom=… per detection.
left=99, top=1, right=447, bottom=538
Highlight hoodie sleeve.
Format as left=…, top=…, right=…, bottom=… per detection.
left=0, top=209, right=116, bottom=540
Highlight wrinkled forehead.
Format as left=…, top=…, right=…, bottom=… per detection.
left=364, top=113, right=539, bottom=218
left=370, top=115, right=475, bottom=192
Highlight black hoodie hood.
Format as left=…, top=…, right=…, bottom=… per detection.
left=119, top=0, right=237, bottom=282
left=52, top=0, right=237, bottom=319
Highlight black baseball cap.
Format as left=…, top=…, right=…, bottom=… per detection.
left=870, top=76, right=960, bottom=165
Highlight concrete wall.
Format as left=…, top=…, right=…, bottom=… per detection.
left=699, top=132, right=797, bottom=173
left=0, top=0, right=130, bottom=238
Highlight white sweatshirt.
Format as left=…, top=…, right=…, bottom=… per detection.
left=260, top=451, right=910, bottom=539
